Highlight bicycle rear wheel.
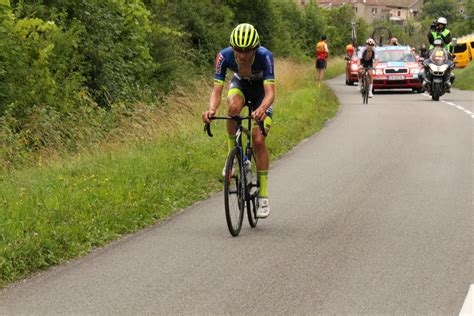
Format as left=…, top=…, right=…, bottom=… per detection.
left=246, top=198, right=258, bottom=228
left=246, top=149, right=259, bottom=228
left=224, top=147, right=244, bottom=236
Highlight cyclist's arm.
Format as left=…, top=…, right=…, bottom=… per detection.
left=202, top=83, right=224, bottom=123
left=252, top=49, right=275, bottom=121
left=370, top=50, right=378, bottom=69
left=252, top=83, right=275, bottom=122
left=203, top=50, right=227, bottom=123
left=210, top=83, right=224, bottom=111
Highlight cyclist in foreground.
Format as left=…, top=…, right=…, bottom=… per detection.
left=201, top=23, right=275, bottom=218
left=358, top=38, right=378, bottom=98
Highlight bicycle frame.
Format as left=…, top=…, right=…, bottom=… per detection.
left=204, top=104, right=267, bottom=235
left=204, top=104, right=266, bottom=192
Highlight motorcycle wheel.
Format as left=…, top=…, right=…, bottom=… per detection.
left=432, top=82, right=442, bottom=101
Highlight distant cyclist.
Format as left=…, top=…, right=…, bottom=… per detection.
left=201, top=23, right=275, bottom=218
left=389, top=37, right=399, bottom=46
left=358, top=38, right=378, bottom=98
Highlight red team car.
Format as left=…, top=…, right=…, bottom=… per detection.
left=346, top=45, right=423, bottom=92
left=345, top=46, right=361, bottom=85
left=373, top=46, right=423, bottom=93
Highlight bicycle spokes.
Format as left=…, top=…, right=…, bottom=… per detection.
left=224, top=148, right=244, bottom=236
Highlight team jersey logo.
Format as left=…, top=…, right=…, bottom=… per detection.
left=215, top=53, right=225, bottom=74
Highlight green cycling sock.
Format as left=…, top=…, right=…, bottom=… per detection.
left=257, top=170, right=268, bottom=198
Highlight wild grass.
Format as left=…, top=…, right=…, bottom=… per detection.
left=453, top=62, right=474, bottom=90
left=0, top=58, right=343, bottom=288
left=324, top=56, right=347, bottom=80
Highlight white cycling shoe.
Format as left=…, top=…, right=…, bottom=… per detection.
left=369, top=91, right=374, bottom=98
left=256, top=198, right=270, bottom=218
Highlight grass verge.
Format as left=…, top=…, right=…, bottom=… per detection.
left=453, top=62, right=474, bottom=90
left=0, top=58, right=344, bottom=288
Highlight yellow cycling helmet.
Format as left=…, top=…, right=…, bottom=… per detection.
left=230, top=23, right=260, bottom=49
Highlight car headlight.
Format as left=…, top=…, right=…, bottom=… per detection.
left=410, top=68, right=420, bottom=74
left=375, top=69, right=383, bottom=75
left=350, top=64, right=358, bottom=71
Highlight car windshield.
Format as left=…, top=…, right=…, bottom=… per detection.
left=454, top=43, right=467, bottom=53
left=377, top=50, right=416, bottom=63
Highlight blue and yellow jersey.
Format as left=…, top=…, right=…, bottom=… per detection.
left=214, top=46, right=275, bottom=85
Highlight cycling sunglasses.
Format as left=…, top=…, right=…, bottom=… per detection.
left=232, top=47, right=255, bottom=54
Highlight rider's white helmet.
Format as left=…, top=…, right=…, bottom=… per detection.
left=433, top=39, right=443, bottom=46
left=436, top=17, right=447, bottom=25
left=366, top=38, right=375, bottom=46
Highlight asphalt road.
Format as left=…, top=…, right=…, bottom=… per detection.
left=1, top=76, right=472, bottom=314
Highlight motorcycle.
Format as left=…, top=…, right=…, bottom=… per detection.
left=421, top=46, right=455, bottom=101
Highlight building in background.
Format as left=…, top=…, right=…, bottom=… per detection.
left=307, top=0, right=424, bottom=24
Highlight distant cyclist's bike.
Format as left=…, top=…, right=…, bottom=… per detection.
left=204, top=104, right=267, bottom=237
left=360, top=67, right=372, bottom=104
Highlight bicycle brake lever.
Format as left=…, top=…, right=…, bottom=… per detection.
left=204, top=122, right=213, bottom=137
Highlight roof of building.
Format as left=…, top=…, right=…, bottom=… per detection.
left=380, top=0, right=422, bottom=8
left=317, top=0, right=422, bottom=8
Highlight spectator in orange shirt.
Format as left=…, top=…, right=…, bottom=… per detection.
left=315, top=35, right=329, bottom=86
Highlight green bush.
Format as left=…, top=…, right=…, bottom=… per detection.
left=1, top=0, right=367, bottom=170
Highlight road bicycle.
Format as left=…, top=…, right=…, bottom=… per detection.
left=360, top=67, right=372, bottom=104
left=204, top=104, right=266, bottom=237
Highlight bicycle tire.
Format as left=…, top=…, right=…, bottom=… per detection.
left=247, top=197, right=258, bottom=228
left=363, top=75, right=369, bottom=104
left=246, top=142, right=260, bottom=228
left=224, top=147, right=244, bottom=237
left=360, top=75, right=366, bottom=102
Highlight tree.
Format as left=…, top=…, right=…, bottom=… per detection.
left=422, top=0, right=463, bottom=25
left=224, top=0, right=277, bottom=49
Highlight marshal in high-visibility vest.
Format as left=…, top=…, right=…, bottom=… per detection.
left=428, top=17, right=453, bottom=53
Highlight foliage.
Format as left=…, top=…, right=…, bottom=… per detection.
left=421, top=0, right=463, bottom=25
left=148, top=0, right=234, bottom=68
left=453, top=62, right=474, bottom=90
left=225, top=0, right=276, bottom=49
left=419, top=0, right=473, bottom=38
left=322, top=5, right=356, bottom=55
left=450, top=0, right=474, bottom=36
left=0, top=0, right=359, bottom=169
left=370, top=19, right=423, bottom=48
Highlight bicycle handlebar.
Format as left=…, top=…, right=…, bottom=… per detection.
left=204, top=115, right=267, bottom=137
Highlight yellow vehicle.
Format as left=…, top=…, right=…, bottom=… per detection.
left=453, top=34, right=474, bottom=68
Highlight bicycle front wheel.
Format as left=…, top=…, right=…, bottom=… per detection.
left=224, top=147, right=244, bottom=237
left=363, top=76, right=369, bottom=104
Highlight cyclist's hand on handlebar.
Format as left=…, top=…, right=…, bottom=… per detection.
left=202, top=109, right=216, bottom=123
left=252, top=108, right=266, bottom=122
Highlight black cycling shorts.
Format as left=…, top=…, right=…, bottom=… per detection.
left=228, top=74, right=273, bottom=118
left=316, top=59, right=327, bottom=69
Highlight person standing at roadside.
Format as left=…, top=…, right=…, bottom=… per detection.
left=315, top=35, right=329, bottom=86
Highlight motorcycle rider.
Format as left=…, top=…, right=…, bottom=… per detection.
left=428, top=17, right=453, bottom=54
left=427, top=18, right=455, bottom=91
left=421, top=39, right=455, bottom=93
